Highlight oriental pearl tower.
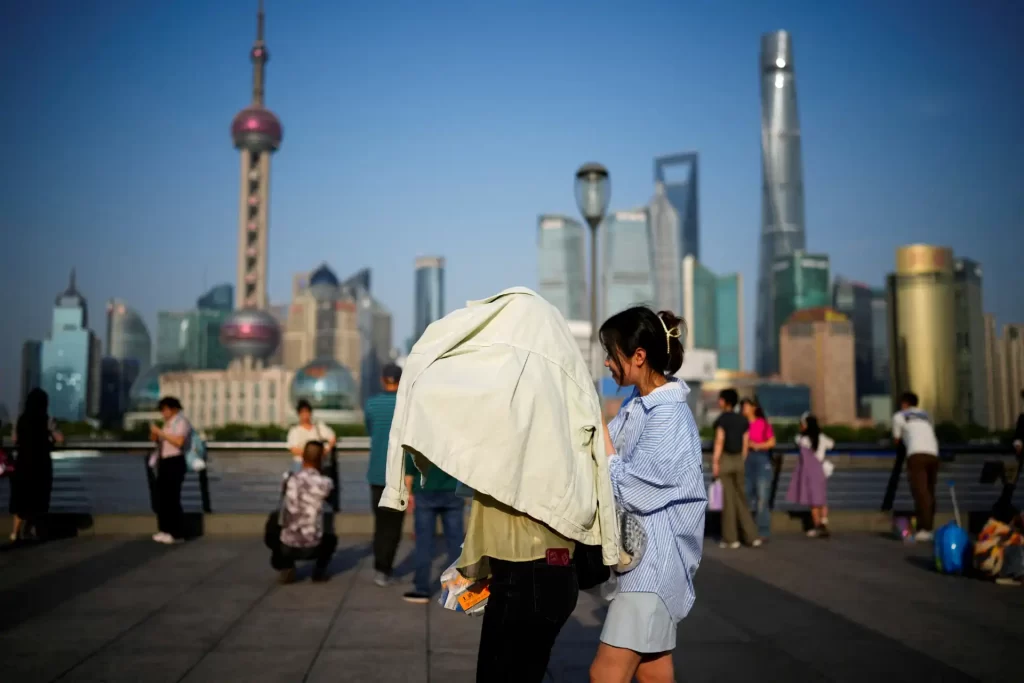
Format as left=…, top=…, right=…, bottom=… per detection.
left=220, top=1, right=282, bottom=366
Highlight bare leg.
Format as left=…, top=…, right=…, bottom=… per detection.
left=591, top=643, right=642, bottom=683
left=810, top=507, right=821, bottom=528
left=11, top=515, right=23, bottom=540
left=635, top=652, right=674, bottom=683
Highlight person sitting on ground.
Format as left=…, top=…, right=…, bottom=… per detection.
left=271, top=441, right=338, bottom=584
left=892, top=392, right=940, bottom=542
left=974, top=512, right=1024, bottom=586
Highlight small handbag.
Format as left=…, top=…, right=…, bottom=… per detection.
left=707, top=479, right=724, bottom=511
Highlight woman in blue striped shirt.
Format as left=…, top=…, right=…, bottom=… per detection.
left=591, top=307, right=707, bottom=683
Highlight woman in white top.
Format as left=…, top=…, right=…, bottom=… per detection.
left=286, top=400, right=337, bottom=473
left=149, top=396, right=191, bottom=544
left=786, top=413, right=835, bottom=538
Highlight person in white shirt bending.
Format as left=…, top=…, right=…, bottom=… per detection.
left=286, top=400, right=337, bottom=474
left=892, top=392, right=940, bottom=542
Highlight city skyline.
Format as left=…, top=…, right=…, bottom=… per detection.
left=2, top=1, right=1023, bottom=411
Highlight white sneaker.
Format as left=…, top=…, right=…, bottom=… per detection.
left=806, top=529, right=819, bottom=538
left=153, top=532, right=181, bottom=544
left=719, top=541, right=741, bottom=549
left=373, top=571, right=391, bottom=587
left=751, top=538, right=764, bottom=548
left=914, top=530, right=934, bottom=543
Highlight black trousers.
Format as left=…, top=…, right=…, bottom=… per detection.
left=155, top=455, right=186, bottom=539
left=370, top=484, right=405, bottom=575
left=476, top=557, right=579, bottom=683
left=270, top=533, right=338, bottom=573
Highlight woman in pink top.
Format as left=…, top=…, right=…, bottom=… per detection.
left=740, top=398, right=776, bottom=539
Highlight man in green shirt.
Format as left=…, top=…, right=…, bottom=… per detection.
left=402, top=451, right=465, bottom=603
left=365, top=363, right=404, bottom=587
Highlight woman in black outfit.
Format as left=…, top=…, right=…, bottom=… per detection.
left=10, top=389, right=63, bottom=542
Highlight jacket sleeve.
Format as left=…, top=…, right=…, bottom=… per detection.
left=607, top=409, right=705, bottom=515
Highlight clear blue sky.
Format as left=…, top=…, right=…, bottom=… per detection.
left=2, top=0, right=1022, bottom=413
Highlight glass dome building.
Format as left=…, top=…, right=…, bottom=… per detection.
left=290, top=359, right=357, bottom=411
left=128, top=362, right=187, bottom=412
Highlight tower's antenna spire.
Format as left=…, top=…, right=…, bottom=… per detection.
left=251, top=0, right=268, bottom=106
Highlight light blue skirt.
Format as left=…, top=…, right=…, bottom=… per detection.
left=600, top=591, right=677, bottom=653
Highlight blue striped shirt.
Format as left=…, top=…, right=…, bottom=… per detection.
left=608, top=379, right=706, bottom=622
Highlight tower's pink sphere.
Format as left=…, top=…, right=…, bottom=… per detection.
left=220, top=309, right=280, bottom=360
left=231, top=106, right=283, bottom=152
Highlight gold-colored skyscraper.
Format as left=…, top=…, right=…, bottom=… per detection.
left=886, top=245, right=958, bottom=423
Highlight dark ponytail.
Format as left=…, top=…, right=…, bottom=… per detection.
left=803, top=414, right=821, bottom=452
left=599, top=306, right=686, bottom=379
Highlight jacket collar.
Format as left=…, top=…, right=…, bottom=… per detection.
left=635, top=378, right=690, bottom=410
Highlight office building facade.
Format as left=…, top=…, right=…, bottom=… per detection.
left=41, top=271, right=101, bottom=421
left=832, top=278, right=877, bottom=403
left=414, top=256, right=447, bottom=338
left=602, top=209, right=654, bottom=317
left=20, top=340, right=42, bottom=412
left=282, top=264, right=361, bottom=393
left=648, top=152, right=699, bottom=314
left=340, top=268, right=394, bottom=406
left=680, top=257, right=744, bottom=372
left=106, top=299, right=152, bottom=373
left=953, top=258, right=988, bottom=426
left=156, top=309, right=232, bottom=370
left=537, top=217, right=585, bottom=321
left=886, top=245, right=958, bottom=424
left=870, top=289, right=890, bottom=398
left=197, top=283, right=234, bottom=312
left=715, top=274, right=744, bottom=372
left=772, top=251, right=830, bottom=372
left=779, top=307, right=857, bottom=425
left=756, top=31, right=808, bottom=377
left=653, top=153, right=699, bottom=262
left=986, top=319, right=1024, bottom=431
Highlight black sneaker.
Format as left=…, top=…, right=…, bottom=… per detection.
left=277, top=568, right=296, bottom=585
left=312, top=570, right=329, bottom=583
left=402, top=591, right=430, bottom=604
left=817, top=525, right=831, bottom=539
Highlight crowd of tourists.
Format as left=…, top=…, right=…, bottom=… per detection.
left=5, top=289, right=1024, bottom=680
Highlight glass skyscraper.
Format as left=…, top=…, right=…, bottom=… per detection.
left=106, top=299, right=152, bottom=373
left=197, top=283, right=234, bottom=312
left=715, top=274, right=743, bottom=372
left=156, top=309, right=232, bottom=370
left=954, top=258, right=988, bottom=426
left=870, top=289, right=890, bottom=396
left=20, top=340, right=42, bottom=412
left=414, top=256, right=446, bottom=340
left=602, top=208, right=654, bottom=318
left=772, top=251, right=830, bottom=361
left=756, top=31, right=807, bottom=377
left=832, top=278, right=877, bottom=403
left=41, top=271, right=101, bottom=421
left=682, top=257, right=744, bottom=371
left=649, top=153, right=699, bottom=313
left=537, top=216, right=586, bottom=321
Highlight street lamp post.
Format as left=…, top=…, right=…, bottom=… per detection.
left=574, top=162, right=611, bottom=391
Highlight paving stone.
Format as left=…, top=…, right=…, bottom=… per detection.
left=60, top=652, right=200, bottom=683
left=180, top=649, right=317, bottom=683
left=307, top=649, right=427, bottom=683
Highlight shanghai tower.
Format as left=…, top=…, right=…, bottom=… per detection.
left=755, top=30, right=806, bottom=376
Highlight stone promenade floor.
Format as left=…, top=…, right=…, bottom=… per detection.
left=1, top=533, right=1021, bottom=682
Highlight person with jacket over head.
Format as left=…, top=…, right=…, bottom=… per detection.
left=9, top=388, right=63, bottom=542
left=590, top=307, right=707, bottom=683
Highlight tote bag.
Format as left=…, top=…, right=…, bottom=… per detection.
left=707, top=479, right=723, bottom=511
